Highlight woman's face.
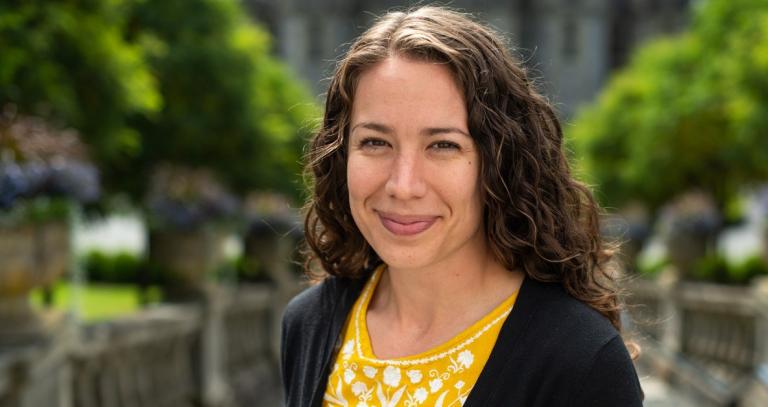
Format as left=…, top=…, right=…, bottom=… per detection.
left=347, top=57, right=485, bottom=270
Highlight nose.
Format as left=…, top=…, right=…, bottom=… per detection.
left=384, top=150, right=428, bottom=200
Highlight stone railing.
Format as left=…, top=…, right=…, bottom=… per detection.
left=222, top=286, right=283, bottom=406
left=626, top=276, right=768, bottom=406
left=0, top=213, right=304, bottom=407
left=71, top=305, right=201, bottom=407
left=0, top=312, right=76, bottom=407
left=0, top=282, right=297, bottom=407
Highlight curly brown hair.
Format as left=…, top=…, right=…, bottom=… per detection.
left=303, top=6, right=636, bottom=357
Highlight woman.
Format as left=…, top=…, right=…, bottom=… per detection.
left=282, top=6, right=643, bottom=407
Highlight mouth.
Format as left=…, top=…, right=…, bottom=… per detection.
left=376, top=211, right=438, bottom=236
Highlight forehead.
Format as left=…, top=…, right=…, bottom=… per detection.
left=350, top=57, right=468, bottom=131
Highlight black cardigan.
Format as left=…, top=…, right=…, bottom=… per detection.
left=281, top=274, right=643, bottom=406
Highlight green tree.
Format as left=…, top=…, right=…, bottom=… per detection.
left=0, top=0, right=160, bottom=183
left=570, top=0, right=768, bottom=211
left=1, top=0, right=317, bottom=202
left=127, top=0, right=318, bottom=199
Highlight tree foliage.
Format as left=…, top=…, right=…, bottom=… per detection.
left=0, top=0, right=318, bottom=202
left=126, top=0, right=317, bottom=199
left=570, top=0, right=768, bottom=211
left=0, top=0, right=160, bottom=172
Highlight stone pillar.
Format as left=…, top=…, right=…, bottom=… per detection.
left=743, top=276, right=768, bottom=406
left=200, top=289, right=235, bottom=407
left=645, top=266, right=682, bottom=381
left=753, top=276, right=768, bottom=369
left=244, top=214, right=302, bottom=362
left=658, top=268, right=682, bottom=355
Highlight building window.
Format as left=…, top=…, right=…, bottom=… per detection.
left=309, top=18, right=324, bottom=60
left=562, top=17, right=579, bottom=60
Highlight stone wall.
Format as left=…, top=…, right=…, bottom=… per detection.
left=0, top=283, right=290, bottom=407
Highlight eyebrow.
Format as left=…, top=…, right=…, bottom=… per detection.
left=350, top=121, right=470, bottom=137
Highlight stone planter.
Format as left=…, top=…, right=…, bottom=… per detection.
left=665, top=228, right=712, bottom=277
left=148, top=226, right=228, bottom=302
left=602, top=204, right=650, bottom=273
left=0, top=221, right=70, bottom=346
left=243, top=215, right=302, bottom=287
left=659, top=192, right=721, bottom=279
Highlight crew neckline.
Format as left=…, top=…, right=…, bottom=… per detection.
left=353, top=265, right=519, bottom=366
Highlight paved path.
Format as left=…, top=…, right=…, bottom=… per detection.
left=637, top=365, right=700, bottom=407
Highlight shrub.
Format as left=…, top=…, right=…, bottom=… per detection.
left=690, top=254, right=768, bottom=285
left=731, top=256, right=768, bottom=284
left=690, top=254, right=730, bottom=284
left=82, top=251, right=145, bottom=284
left=637, top=256, right=669, bottom=278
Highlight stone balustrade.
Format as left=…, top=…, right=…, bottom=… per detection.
left=0, top=282, right=293, bottom=407
left=627, top=275, right=768, bottom=406
left=0, top=212, right=303, bottom=407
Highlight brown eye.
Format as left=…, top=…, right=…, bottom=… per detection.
left=359, top=137, right=389, bottom=149
left=430, top=141, right=460, bottom=151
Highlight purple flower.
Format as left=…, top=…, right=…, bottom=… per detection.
left=0, top=162, right=27, bottom=209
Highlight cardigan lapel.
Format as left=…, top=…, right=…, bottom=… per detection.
left=463, top=276, right=544, bottom=406
left=309, top=276, right=368, bottom=407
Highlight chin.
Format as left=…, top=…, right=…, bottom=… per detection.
left=373, top=245, right=437, bottom=270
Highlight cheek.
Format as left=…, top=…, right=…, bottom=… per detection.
left=449, top=159, right=480, bottom=195
left=346, top=155, right=380, bottom=206
left=465, top=168, right=483, bottom=216
left=442, top=159, right=483, bottom=221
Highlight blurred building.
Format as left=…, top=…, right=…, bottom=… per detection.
left=244, top=0, right=690, bottom=117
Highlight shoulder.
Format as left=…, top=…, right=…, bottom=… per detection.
left=483, top=278, right=642, bottom=406
left=281, top=275, right=365, bottom=405
left=571, top=335, right=643, bottom=406
left=283, top=272, right=371, bottom=320
left=519, top=278, right=619, bottom=350
left=520, top=279, right=629, bottom=371
left=282, top=276, right=358, bottom=346
left=282, top=278, right=339, bottom=327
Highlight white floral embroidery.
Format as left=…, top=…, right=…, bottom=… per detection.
left=407, top=369, right=423, bottom=384
left=429, top=378, right=443, bottom=393
left=363, top=366, right=378, bottom=378
left=342, top=340, right=355, bottom=357
left=324, top=376, right=349, bottom=406
left=457, top=351, right=474, bottom=369
left=356, top=402, right=369, bottom=407
left=351, top=382, right=367, bottom=396
left=414, top=387, right=428, bottom=403
left=344, top=368, right=356, bottom=384
left=434, top=391, right=448, bottom=407
left=382, top=366, right=401, bottom=387
left=455, top=380, right=465, bottom=389
left=376, top=382, right=406, bottom=406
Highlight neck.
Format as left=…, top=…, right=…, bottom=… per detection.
left=371, top=242, right=522, bottom=334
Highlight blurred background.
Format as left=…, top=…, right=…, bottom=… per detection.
left=0, top=0, right=766, bottom=406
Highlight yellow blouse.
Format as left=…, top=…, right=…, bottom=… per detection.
left=323, top=266, right=519, bottom=407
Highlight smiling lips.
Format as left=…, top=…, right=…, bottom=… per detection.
left=377, top=212, right=438, bottom=236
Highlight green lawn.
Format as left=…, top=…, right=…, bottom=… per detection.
left=30, top=282, right=162, bottom=322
